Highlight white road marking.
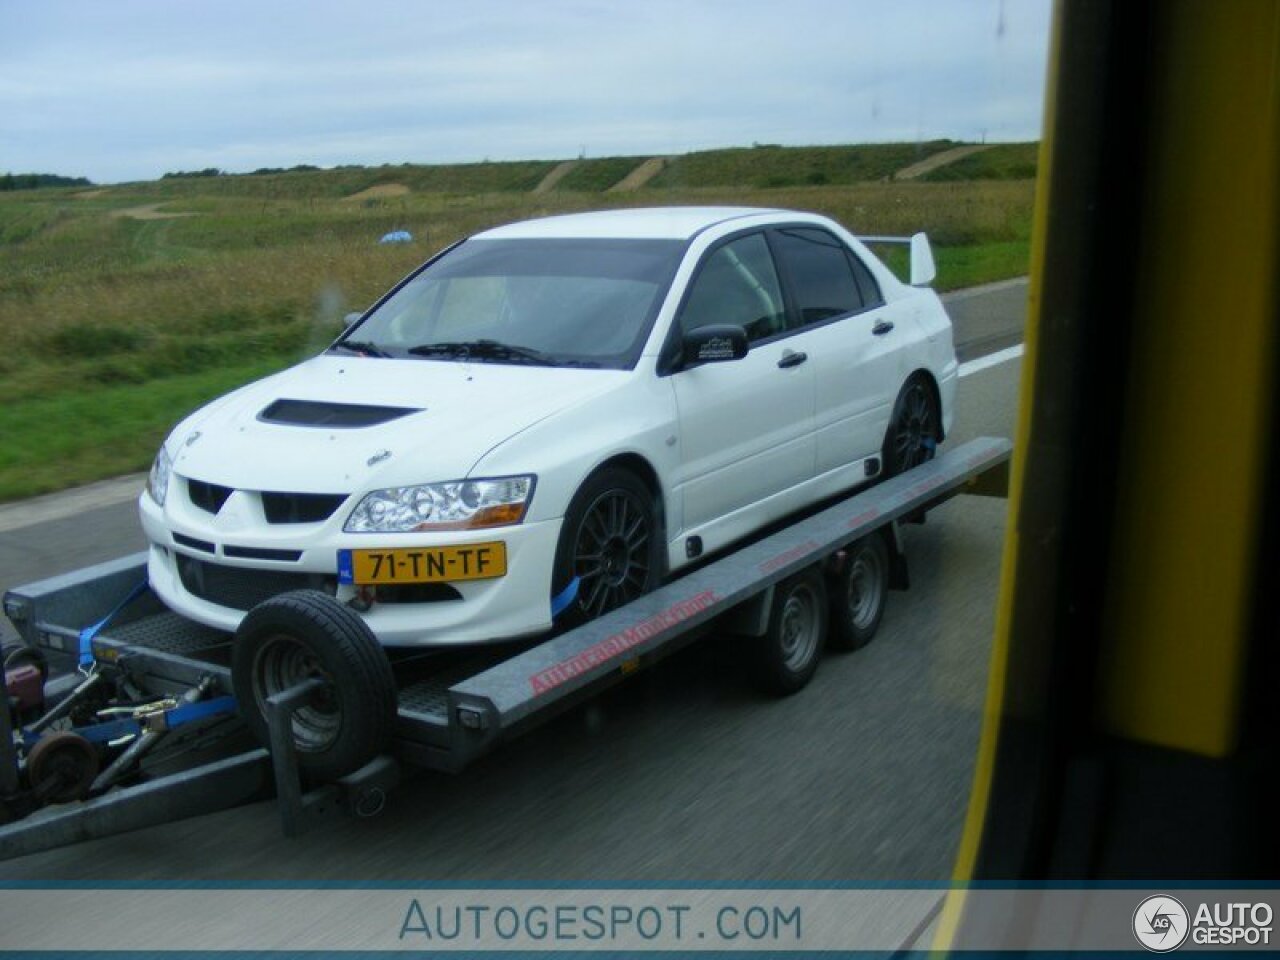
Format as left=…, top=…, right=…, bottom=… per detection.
left=941, top=275, right=1028, bottom=303
left=958, top=342, right=1024, bottom=378
left=0, top=473, right=145, bottom=534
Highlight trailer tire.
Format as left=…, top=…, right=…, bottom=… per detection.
left=232, top=591, right=396, bottom=782
left=749, top=566, right=828, bottom=696
left=827, top=533, right=890, bottom=651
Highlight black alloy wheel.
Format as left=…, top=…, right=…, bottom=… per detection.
left=884, top=377, right=939, bottom=476
left=554, top=469, right=658, bottom=627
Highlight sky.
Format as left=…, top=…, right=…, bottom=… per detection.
left=0, top=0, right=1053, bottom=184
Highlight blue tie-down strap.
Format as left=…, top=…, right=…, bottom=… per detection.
left=163, top=695, right=238, bottom=729
left=550, top=577, right=580, bottom=619
left=23, top=716, right=140, bottom=748
left=21, top=695, right=238, bottom=749
left=78, top=579, right=150, bottom=672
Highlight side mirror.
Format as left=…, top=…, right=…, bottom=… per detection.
left=681, top=324, right=749, bottom=369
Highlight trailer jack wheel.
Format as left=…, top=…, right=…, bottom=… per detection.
left=750, top=566, right=828, bottom=696
left=27, top=732, right=99, bottom=804
left=232, top=591, right=396, bottom=782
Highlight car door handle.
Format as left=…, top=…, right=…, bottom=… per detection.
left=872, top=320, right=895, bottom=336
left=777, top=350, right=808, bottom=369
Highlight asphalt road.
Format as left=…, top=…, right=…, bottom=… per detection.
left=0, top=278, right=1026, bottom=881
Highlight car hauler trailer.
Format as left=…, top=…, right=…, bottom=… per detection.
left=0, top=436, right=1010, bottom=863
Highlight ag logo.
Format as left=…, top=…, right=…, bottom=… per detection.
left=1133, top=895, right=1190, bottom=952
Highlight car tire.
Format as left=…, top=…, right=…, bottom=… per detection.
left=749, top=566, right=828, bottom=696
left=827, top=533, right=890, bottom=651
left=231, top=590, right=396, bottom=782
left=882, top=374, right=940, bottom=478
left=552, top=468, right=659, bottom=629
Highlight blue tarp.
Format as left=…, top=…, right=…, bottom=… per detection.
left=378, top=230, right=413, bottom=244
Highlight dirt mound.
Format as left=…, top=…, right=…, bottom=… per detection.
left=110, top=203, right=196, bottom=221
left=345, top=183, right=411, bottom=201
left=533, top=161, right=578, bottom=194
left=607, top=157, right=668, bottom=192
left=894, top=145, right=993, bottom=180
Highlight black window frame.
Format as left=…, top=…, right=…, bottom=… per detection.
left=659, top=227, right=797, bottom=374
left=846, top=243, right=884, bottom=310
left=767, top=225, right=886, bottom=334
left=659, top=221, right=892, bottom=376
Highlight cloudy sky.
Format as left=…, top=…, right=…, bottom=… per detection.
left=1, top=0, right=1053, bottom=184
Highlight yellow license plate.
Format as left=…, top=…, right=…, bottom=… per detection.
left=340, top=543, right=506, bottom=585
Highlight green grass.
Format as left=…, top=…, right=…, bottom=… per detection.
left=922, top=142, right=1040, bottom=181
left=554, top=156, right=648, bottom=192
left=0, top=359, right=288, bottom=498
left=871, top=240, right=1031, bottom=290
left=113, top=160, right=561, bottom=201
left=648, top=141, right=961, bottom=189
left=0, top=145, right=1035, bottom=502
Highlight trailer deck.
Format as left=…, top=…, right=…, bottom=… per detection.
left=1, top=436, right=1011, bottom=862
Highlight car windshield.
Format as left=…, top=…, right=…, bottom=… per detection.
left=337, top=237, right=685, bottom=368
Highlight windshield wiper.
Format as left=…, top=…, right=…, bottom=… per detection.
left=407, top=339, right=573, bottom=367
left=329, top=340, right=392, bottom=358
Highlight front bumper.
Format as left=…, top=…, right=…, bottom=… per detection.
left=140, top=489, right=562, bottom=647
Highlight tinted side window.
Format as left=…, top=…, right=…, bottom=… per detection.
left=772, top=227, right=864, bottom=326
left=679, top=233, right=787, bottom=344
left=847, top=249, right=883, bottom=307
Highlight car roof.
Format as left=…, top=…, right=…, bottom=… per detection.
left=474, top=206, right=789, bottom=241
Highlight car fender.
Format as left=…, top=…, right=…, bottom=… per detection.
left=468, top=368, right=680, bottom=533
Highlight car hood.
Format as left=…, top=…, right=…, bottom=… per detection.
left=170, top=355, right=625, bottom=493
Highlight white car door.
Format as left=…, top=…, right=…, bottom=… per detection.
left=769, top=226, right=904, bottom=476
left=669, top=231, right=816, bottom=550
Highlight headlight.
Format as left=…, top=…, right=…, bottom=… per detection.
left=344, top=476, right=534, bottom=533
left=147, top=445, right=173, bottom=506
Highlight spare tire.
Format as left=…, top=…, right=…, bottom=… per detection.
left=232, top=591, right=396, bottom=782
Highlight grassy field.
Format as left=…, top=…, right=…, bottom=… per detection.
left=921, top=142, right=1039, bottom=181
left=0, top=142, right=1035, bottom=502
left=648, top=141, right=962, bottom=189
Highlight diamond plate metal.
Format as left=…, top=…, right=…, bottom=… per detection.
left=104, top=612, right=230, bottom=657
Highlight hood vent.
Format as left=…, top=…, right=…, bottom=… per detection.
left=258, top=398, right=420, bottom=428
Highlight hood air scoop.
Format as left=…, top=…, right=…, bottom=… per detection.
left=258, top=398, right=421, bottom=428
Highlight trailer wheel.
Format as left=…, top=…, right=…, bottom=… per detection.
left=828, top=533, right=890, bottom=651
left=27, top=731, right=98, bottom=804
left=232, top=591, right=396, bottom=782
left=750, top=566, right=828, bottom=695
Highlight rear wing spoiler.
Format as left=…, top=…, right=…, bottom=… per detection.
left=857, top=232, right=937, bottom=287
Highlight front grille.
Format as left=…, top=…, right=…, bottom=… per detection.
left=188, top=479, right=232, bottom=514
left=259, top=398, right=420, bottom=428
left=176, top=555, right=329, bottom=611
left=223, top=545, right=303, bottom=562
left=262, top=492, right=347, bottom=524
left=173, top=532, right=216, bottom=554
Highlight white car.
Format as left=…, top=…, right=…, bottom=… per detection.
left=140, top=206, right=956, bottom=648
